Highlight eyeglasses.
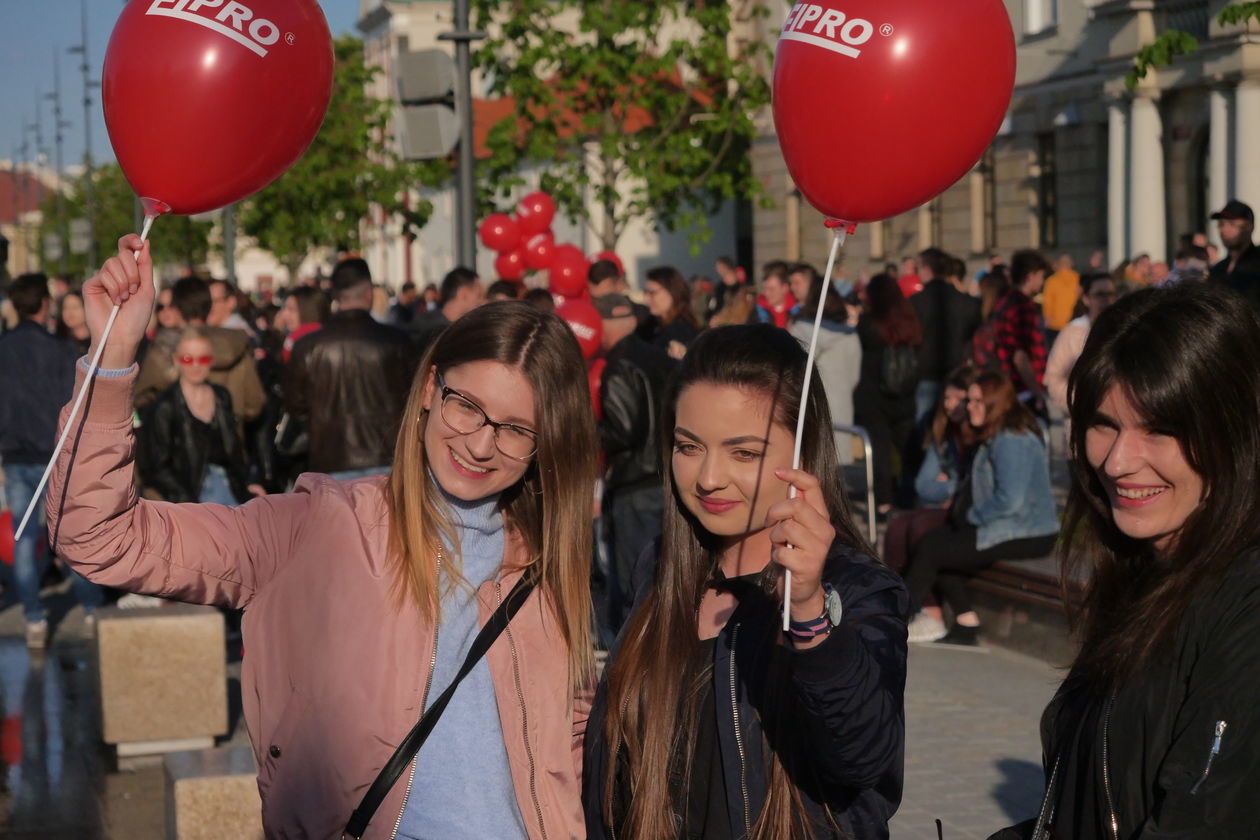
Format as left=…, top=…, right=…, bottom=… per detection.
left=178, top=354, right=214, bottom=366
left=436, top=375, right=538, bottom=460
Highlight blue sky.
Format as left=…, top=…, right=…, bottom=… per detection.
left=0, top=0, right=361, bottom=168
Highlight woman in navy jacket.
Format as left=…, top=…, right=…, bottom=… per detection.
left=583, top=325, right=907, bottom=840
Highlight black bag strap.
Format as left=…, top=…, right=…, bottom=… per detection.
left=342, top=574, right=536, bottom=839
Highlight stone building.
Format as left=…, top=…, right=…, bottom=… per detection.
left=752, top=0, right=1260, bottom=279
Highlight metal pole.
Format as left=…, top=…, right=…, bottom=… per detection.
left=70, top=0, right=98, bottom=271
left=48, top=50, right=70, bottom=278
left=223, top=204, right=237, bottom=283
left=439, top=0, right=485, bottom=269
left=833, top=423, right=878, bottom=545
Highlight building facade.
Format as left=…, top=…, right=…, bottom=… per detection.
left=752, top=0, right=1260, bottom=278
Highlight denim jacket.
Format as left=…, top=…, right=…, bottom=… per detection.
left=914, top=438, right=960, bottom=506
left=966, top=429, right=1059, bottom=550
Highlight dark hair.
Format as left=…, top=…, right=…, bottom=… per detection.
left=290, top=285, right=330, bottom=325
left=929, top=366, right=978, bottom=451
left=971, top=371, right=1041, bottom=443
left=762, top=260, right=789, bottom=283
left=522, top=287, right=555, bottom=312
left=864, top=274, right=922, bottom=346
left=1010, top=250, right=1051, bottom=287
left=400, top=281, right=417, bottom=294
left=644, top=265, right=699, bottom=329
left=1080, top=272, right=1115, bottom=298
left=979, top=266, right=1010, bottom=319
left=486, top=280, right=519, bottom=300
left=439, top=266, right=479, bottom=305
left=946, top=257, right=967, bottom=281
left=587, top=259, right=621, bottom=286
left=788, top=262, right=818, bottom=284
left=794, top=270, right=846, bottom=323
left=171, top=276, right=212, bottom=323
left=603, top=324, right=870, bottom=839
left=715, top=255, right=736, bottom=271
left=1064, top=284, right=1260, bottom=689
left=1175, top=245, right=1209, bottom=263
left=9, top=273, right=50, bottom=318
left=330, top=258, right=372, bottom=296
left=917, top=247, right=950, bottom=280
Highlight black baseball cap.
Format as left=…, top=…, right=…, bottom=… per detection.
left=592, top=293, right=635, bottom=319
left=1211, top=199, right=1254, bottom=225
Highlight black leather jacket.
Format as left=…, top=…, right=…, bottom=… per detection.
left=137, top=383, right=251, bottom=503
left=283, top=309, right=417, bottom=474
left=597, top=334, right=674, bottom=493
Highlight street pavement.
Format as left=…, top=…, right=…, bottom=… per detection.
left=892, top=644, right=1061, bottom=840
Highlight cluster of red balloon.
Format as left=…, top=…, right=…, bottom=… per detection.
left=477, top=192, right=616, bottom=361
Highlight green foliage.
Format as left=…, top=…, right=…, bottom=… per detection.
left=1127, top=2, right=1260, bottom=88
left=37, top=162, right=213, bottom=279
left=471, top=0, right=772, bottom=253
left=239, top=36, right=450, bottom=278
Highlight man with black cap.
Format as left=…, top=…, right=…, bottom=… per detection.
left=1208, top=199, right=1260, bottom=310
left=592, top=292, right=673, bottom=636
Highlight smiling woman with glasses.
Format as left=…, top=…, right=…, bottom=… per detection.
left=46, top=236, right=599, bottom=840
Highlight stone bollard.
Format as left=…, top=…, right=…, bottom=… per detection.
left=96, top=603, right=228, bottom=757
left=165, top=746, right=262, bottom=840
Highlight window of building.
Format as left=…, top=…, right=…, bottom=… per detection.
left=1034, top=132, right=1058, bottom=249
left=1024, top=0, right=1058, bottom=35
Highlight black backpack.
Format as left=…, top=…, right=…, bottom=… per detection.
left=880, top=343, right=919, bottom=398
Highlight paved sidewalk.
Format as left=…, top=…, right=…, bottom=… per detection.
left=892, top=644, right=1062, bottom=840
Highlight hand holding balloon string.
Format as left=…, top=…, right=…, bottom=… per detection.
left=14, top=219, right=158, bottom=541
left=781, top=221, right=852, bottom=632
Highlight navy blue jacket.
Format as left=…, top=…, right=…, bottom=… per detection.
left=0, top=320, right=78, bottom=463
left=584, top=540, right=909, bottom=839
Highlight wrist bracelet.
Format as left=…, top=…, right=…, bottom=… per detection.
left=785, top=583, right=842, bottom=641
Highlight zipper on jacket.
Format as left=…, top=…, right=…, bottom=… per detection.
left=1190, top=720, right=1227, bottom=796
left=497, top=580, right=549, bottom=840
left=1101, top=695, right=1119, bottom=840
left=390, top=553, right=443, bottom=840
left=728, top=623, right=751, bottom=836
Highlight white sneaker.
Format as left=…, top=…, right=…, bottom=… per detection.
left=907, top=611, right=947, bottom=644
left=25, top=619, right=48, bottom=651
left=117, top=593, right=164, bottom=609
left=84, top=613, right=97, bottom=637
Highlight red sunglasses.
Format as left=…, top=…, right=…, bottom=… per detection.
left=178, top=354, right=214, bottom=366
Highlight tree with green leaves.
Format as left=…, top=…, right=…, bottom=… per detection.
left=37, top=163, right=213, bottom=280
left=471, top=0, right=771, bottom=253
left=1127, top=2, right=1260, bottom=87
left=238, top=35, right=449, bottom=281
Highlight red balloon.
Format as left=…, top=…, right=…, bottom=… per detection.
left=103, top=0, right=333, bottom=216
left=549, top=244, right=589, bottom=297
left=494, top=248, right=526, bottom=281
left=592, top=249, right=624, bottom=277
left=479, top=214, right=521, bottom=253
left=523, top=232, right=556, bottom=271
left=557, top=299, right=602, bottom=360
left=516, top=192, right=556, bottom=235
left=772, top=0, right=1014, bottom=223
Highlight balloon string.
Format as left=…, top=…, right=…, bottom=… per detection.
left=15, top=214, right=158, bottom=542
left=784, top=225, right=849, bottom=632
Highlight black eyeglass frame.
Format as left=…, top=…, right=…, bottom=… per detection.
left=435, top=374, right=538, bottom=461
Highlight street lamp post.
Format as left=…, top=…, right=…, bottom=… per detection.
left=68, top=0, right=100, bottom=271
left=46, top=51, right=72, bottom=278
left=437, top=0, right=486, bottom=269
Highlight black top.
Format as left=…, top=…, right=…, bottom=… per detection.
left=686, top=637, right=733, bottom=840
left=910, top=279, right=981, bottom=382
left=193, top=413, right=231, bottom=468
left=1209, top=243, right=1260, bottom=313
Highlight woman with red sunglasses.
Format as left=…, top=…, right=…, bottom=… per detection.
left=136, top=327, right=265, bottom=504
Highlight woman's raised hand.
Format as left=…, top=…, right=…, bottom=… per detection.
left=84, top=234, right=155, bottom=370
left=765, top=467, right=835, bottom=620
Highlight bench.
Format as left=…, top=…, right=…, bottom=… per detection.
left=966, top=555, right=1085, bottom=665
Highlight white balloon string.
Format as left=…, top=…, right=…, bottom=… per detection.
left=784, top=224, right=848, bottom=632
left=14, top=214, right=158, bottom=542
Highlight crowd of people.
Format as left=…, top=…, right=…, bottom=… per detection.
left=0, top=196, right=1258, bottom=838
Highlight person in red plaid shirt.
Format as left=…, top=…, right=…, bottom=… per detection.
left=993, top=250, right=1051, bottom=415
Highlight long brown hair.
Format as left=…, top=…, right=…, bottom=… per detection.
left=927, top=367, right=978, bottom=451
left=385, top=301, right=597, bottom=690
left=971, top=371, right=1041, bottom=444
left=864, top=273, right=922, bottom=346
left=645, top=265, right=701, bottom=330
left=1063, top=285, right=1260, bottom=690
left=603, top=325, right=871, bottom=839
